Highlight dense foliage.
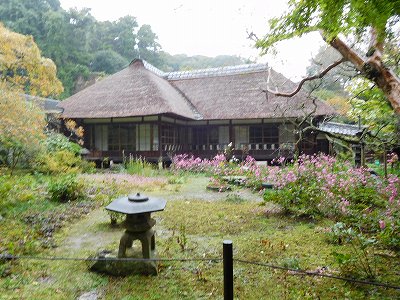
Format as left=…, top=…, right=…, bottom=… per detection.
left=47, top=174, right=84, bottom=202
left=256, top=0, right=399, bottom=50
left=0, top=0, right=250, bottom=98
left=0, top=84, right=46, bottom=173
left=0, top=23, right=63, bottom=97
left=256, top=0, right=400, bottom=113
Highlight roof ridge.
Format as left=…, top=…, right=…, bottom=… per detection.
left=140, top=58, right=268, bottom=80
left=141, top=59, right=166, bottom=77
left=166, top=62, right=268, bottom=80
left=320, top=121, right=367, bottom=129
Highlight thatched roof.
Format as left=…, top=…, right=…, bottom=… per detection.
left=170, top=68, right=333, bottom=119
left=59, top=59, right=334, bottom=120
left=58, top=60, right=199, bottom=119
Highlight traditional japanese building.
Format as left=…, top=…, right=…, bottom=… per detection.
left=58, top=59, right=335, bottom=162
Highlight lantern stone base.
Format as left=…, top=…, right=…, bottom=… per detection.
left=89, top=249, right=158, bottom=276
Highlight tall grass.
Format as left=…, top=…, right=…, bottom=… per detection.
left=125, top=155, right=157, bottom=177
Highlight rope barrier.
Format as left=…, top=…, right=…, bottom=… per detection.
left=1, top=254, right=399, bottom=290
left=0, top=254, right=222, bottom=263
left=234, top=259, right=400, bottom=290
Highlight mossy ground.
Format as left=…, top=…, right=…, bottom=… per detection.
left=0, top=173, right=399, bottom=299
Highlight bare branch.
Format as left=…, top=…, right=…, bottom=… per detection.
left=263, top=58, right=346, bottom=97
left=247, top=31, right=259, bottom=42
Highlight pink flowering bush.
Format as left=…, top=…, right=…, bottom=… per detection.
left=264, top=154, right=386, bottom=217
left=171, top=153, right=228, bottom=174
left=171, top=153, right=265, bottom=188
left=171, top=152, right=400, bottom=249
left=263, top=153, right=400, bottom=250
left=376, top=174, right=400, bottom=249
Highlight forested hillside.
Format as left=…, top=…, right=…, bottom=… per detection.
left=0, top=0, right=250, bottom=98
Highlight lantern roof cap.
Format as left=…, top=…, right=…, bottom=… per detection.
left=105, top=193, right=166, bottom=215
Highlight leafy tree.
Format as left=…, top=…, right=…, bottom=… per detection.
left=136, top=24, right=161, bottom=65
left=0, top=25, right=63, bottom=172
left=0, top=23, right=63, bottom=97
left=346, top=78, right=399, bottom=150
left=42, top=8, right=95, bottom=97
left=109, top=16, right=139, bottom=59
left=89, top=16, right=139, bottom=60
left=158, top=53, right=253, bottom=72
left=306, top=45, right=355, bottom=95
left=256, top=0, right=400, bottom=114
left=0, top=83, right=46, bottom=173
left=91, top=49, right=129, bottom=74
left=0, top=0, right=61, bottom=44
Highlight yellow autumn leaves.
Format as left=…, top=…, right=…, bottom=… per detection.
left=0, top=23, right=64, bottom=170
left=0, top=23, right=63, bottom=97
left=0, top=82, right=45, bottom=152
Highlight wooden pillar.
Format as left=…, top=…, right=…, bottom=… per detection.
left=158, top=115, right=162, bottom=158
left=229, top=120, right=233, bottom=145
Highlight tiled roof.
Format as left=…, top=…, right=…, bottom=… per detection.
left=318, top=122, right=367, bottom=136
left=142, top=60, right=269, bottom=80
left=165, top=63, right=268, bottom=80
left=24, top=94, right=62, bottom=113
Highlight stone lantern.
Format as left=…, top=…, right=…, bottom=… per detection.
left=91, top=193, right=166, bottom=276
left=106, top=193, right=166, bottom=259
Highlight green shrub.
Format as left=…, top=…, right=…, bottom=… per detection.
left=377, top=211, right=400, bottom=250
left=45, top=132, right=81, bottom=155
left=346, top=185, right=385, bottom=211
left=0, top=175, right=39, bottom=215
left=264, top=181, right=325, bottom=219
left=35, top=150, right=81, bottom=174
left=34, top=132, right=96, bottom=174
left=35, top=149, right=95, bottom=174
left=330, top=226, right=377, bottom=279
left=78, top=159, right=96, bottom=173
left=48, top=174, right=84, bottom=202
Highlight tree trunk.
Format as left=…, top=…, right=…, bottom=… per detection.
left=329, top=36, right=400, bottom=114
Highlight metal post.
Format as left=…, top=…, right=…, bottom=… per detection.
left=223, top=240, right=233, bottom=300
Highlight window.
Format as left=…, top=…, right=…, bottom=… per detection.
left=153, top=125, right=159, bottom=151
left=108, top=124, right=119, bottom=151
left=84, top=125, right=94, bottom=149
left=249, top=126, right=263, bottom=144
left=94, top=124, right=108, bottom=151
left=107, top=124, right=135, bottom=151
left=249, top=125, right=278, bottom=145
left=138, top=124, right=151, bottom=151
left=120, top=124, right=135, bottom=151
left=161, top=124, right=179, bottom=145
left=209, top=127, right=219, bottom=144
left=263, top=125, right=279, bottom=144
left=219, top=126, right=229, bottom=143
left=192, top=127, right=207, bottom=146
left=234, top=126, right=249, bottom=148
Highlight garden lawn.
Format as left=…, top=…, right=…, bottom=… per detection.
left=0, top=173, right=399, bottom=299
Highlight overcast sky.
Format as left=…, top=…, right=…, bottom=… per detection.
left=60, top=0, right=324, bottom=80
